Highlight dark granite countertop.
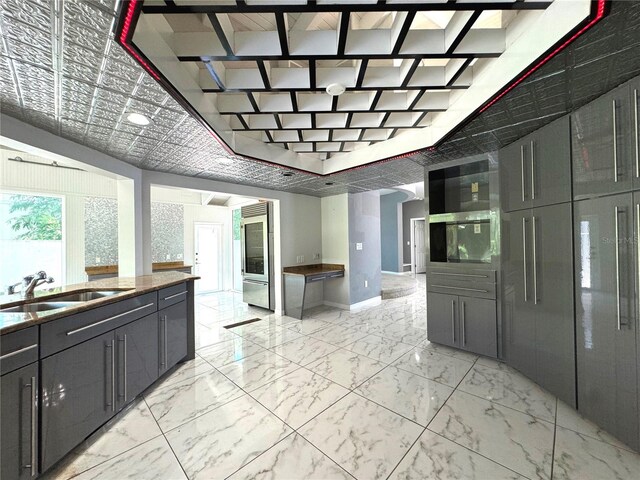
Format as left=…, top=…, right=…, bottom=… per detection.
left=282, top=263, right=345, bottom=276
left=0, top=272, right=199, bottom=335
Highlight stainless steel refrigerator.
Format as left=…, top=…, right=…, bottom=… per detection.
left=240, top=202, right=274, bottom=310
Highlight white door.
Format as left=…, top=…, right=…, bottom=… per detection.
left=194, top=223, right=222, bottom=294
left=413, top=219, right=426, bottom=274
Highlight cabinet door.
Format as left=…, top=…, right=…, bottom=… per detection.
left=502, top=210, right=536, bottom=379
left=41, top=331, right=116, bottom=471
left=499, top=140, right=530, bottom=213
left=574, top=193, right=638, bottom=450
left=632, top=83, right=640, bottom=189
left=572, top=85, right=633, bottom=199
left=531, top=116, right=572, bottom=208
left=459, top=297, right=497, bottom=357
left=116, top=312, right=159, bottom=408
left=532, top=203, right=576, bottom=406
left=1, top=363, right=38, bottom=480
left=427, top=292, right=459, bottom=348
left=159, top=301, right=188, bottom=375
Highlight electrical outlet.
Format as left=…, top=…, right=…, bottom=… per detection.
left=95, top=257, right=101, bottom=264
left=364, top=280, right=368, bottom=288
left=313, top=253, right=320, bottom=260
left=356, top=243, right=363, bottom=251
left=166, top=254, right=171, bottom=260
left=300, top=255, right=304, bottom=263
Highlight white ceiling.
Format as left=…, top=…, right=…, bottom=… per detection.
left=127, top=0, right=591, bottom=174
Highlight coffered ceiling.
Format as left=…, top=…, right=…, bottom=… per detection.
left=1, top=0, right=639, bottom=196
left=124, top=0, right=595, bottom=174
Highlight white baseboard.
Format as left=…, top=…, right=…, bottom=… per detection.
left=324, top=296, right=381, bottom=311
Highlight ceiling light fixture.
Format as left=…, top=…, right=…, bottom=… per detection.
left=126, top=112, right=151, bottom=126
left=282, top=171, right=294, bottom=177
left=325, top=83, right=346, bottom=96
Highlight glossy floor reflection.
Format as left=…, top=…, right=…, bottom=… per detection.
left=46, top=287, right=640, bottom=480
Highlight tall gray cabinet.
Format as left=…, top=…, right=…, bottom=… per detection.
left=572, top=76, right=640, bottom=451
left=501, top=116, right=576, bottom=407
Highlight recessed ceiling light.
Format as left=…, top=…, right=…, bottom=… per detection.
left=126, top=112, right=150, bottom=126
left=325, top=182, right=334, bottom=186
left=326, top=83, right=345, bottom=96
left=282, top=171, right=294, bottom=177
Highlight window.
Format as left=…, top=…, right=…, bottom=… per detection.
left=0, top=192, right=64, bottom=289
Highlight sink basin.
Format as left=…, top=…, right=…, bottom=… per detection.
left=50, top=290, right=126, bottom=302
left=1, top=301, right=80, bottom=313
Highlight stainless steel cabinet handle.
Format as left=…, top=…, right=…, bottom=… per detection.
left=164, top=315, right=168, bottom=368
left=431, top=272, right=488, bottom=278
left=522, top=217, right=528, bottom=302
left=106, top=342, right=114, bottom=410
left=614, top=206, right=623, bottom=330
left=461, top=301, right=466, bottom=346
left=66, top=303, right=154, bottom=336
left=0, top=343, right=37, bottom=360
left=159, top=316, right=165, bottom=367
left=530, top=140, right=536, bottom=200
left=118, top=335, right=128, bottom=401
left=124, top=334, right=128, bottom=401
left=111, top=339, right=115, bottom=411
left=520, top=145, right=526, bottom=202
left=451, top=300, right=456, bottom=343
left=634, top=89, right=639, bottom=178
left=23, top=376, right=37, bottom=476
left=613, top=99, right=619, bottom=182
left=431, top=284, right=489, bottom=293
left=163, top=291, right=187, bottom=301
left=532, top=215, right=538, bottom=305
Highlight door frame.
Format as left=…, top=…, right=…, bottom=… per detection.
left=410, top=217, right=426, bottom=275
left=193, top=221, right=223, bottom=294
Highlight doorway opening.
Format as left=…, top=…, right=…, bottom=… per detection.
left=194, top=222, right=223, bottom=294
left=411, top=218, right=426, bottom=274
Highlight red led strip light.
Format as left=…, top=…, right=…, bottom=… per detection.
left=118, top=0, right=608, bottom=176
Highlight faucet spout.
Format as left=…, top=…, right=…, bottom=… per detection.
left=22, top=271, right=54, bottom=297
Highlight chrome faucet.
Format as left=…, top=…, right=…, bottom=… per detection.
left=8, top=271, right=55, bottom=297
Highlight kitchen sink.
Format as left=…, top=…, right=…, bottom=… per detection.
left=50, top=290, right=127, bottom=302
left=1, top=301, right=80, bottom=313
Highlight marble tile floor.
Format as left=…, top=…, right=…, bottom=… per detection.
left=46, top=289, right=640, bottom=480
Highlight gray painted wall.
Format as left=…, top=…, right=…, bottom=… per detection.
left=380, top=192, right=404, bottom=272
left=349, top=191, right=382, bottom=304
left=402, top=200, right=425, bottom=266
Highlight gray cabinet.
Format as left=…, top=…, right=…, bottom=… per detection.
left=427, top=292, right=459, bottom=348
left=427, top=292, right=497, bottom=357
left=41, top=331, right=115, bottom=471
left=158, top=300, right=187, bottom=376
left=574, top=193, right=638, bottom=450
left=500, top=116, right=571, bottom=212
left=458, top=296, right=497, bottom=358
left=1, top=363, right=38, bottom=480
left=503, top=204, right=575, bottom=406
left=115, top=312, right=158, bottom=407
left=572, top=84, right=635, bottom=199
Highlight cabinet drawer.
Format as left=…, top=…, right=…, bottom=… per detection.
left=158, top=283, right=188, bottom=310
left=428, top=278, right=496, bottom=300
left=325, top=270, right=344, bottom=280
left=40, top=292, right=157, bottom=358
left=1, top=327, right=38, bottom=375
left=306, top=273, right=326, bottom=283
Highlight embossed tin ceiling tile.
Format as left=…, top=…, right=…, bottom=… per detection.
left=104, top=59, right=144, bottom=83
left=3, top=40, right=52, bottom=69
left=1, top=0, right=51, bottom=29
left=4, top=18, right=51, bottom=52
left=62, top=61, right=101, bottom=84
left=63, top=1, right=114, bottom=33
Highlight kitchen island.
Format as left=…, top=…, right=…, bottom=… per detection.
left=0, top=272, right=198, bottom=479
